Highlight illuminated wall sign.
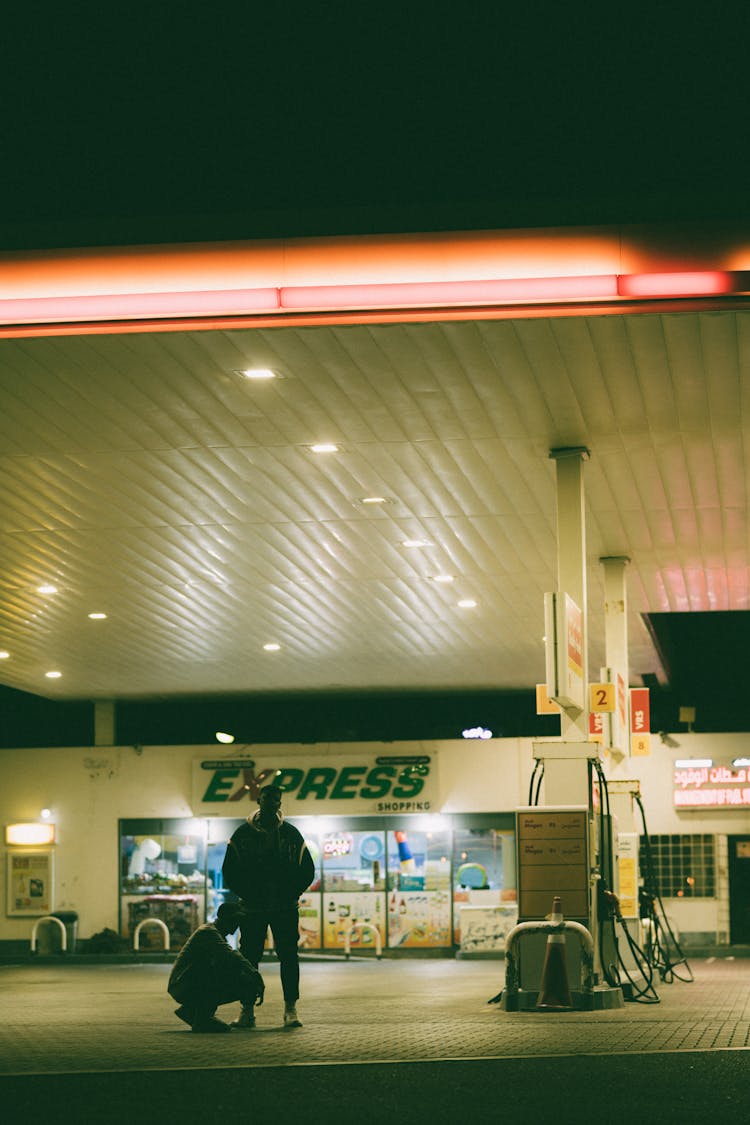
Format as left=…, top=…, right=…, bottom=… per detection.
left=6, top=822, right=56, bottom=846
left=192, top=755, right=439, bottom=816
left=673, top=762, right=750, bottom=808
left=322, top=833, right=353, bottom=858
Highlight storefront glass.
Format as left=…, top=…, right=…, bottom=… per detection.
left=321, top=828, right=386, bottom=951
left=119, top=819, right=207, bottom=949
left=292, top=822, right=322, bottom=949
left=386, top=826, right=452, bottom=947
left=119, top=814, right=515, bottom=954
left=452, top=827, right=517, bottom=953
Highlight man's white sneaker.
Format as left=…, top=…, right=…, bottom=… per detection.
left=230, top=1008, right=256, bottom=1029
left=283, top=1005, right=302, bottom=1028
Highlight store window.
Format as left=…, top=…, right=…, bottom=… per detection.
left=322, top=828, right=386, bottom=952
left=118, top=813, right=517, bottom=955
left=386, top=825, right=451, bottom=947
left=452, top=827, right=517, bottom=951
left=639, top=834, right=716, bottom=898
left=290, top=821, right=322, bottom=950
left=119, top=819, right=207, bottom=949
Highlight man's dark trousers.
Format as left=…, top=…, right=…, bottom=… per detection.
left=239, top=908, right=301, bottom=1003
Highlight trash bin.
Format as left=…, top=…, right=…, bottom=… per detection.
left=54, top=910, right=78, bottom=953
left=37, top=911, right=78, bottom=954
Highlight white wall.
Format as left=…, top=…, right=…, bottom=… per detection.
left=1, top=733, right=746, bottom=944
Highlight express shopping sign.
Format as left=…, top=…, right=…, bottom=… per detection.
left=191, top=755, right=438, bottom=815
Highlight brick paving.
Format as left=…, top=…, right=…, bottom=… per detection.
left=1, top=956, right=749, bottom=1076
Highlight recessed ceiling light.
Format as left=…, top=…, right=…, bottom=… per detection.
left=361, top=496, right=387, bottom=504
left=433, top=574, right=454, bottom=583
left=241, top=368, right=276, bottom=379
left=88, top=612, right=108, bottom=620
left=263, top=643, right=281, bottom=652
left=0, top=651, right=9, bottom=659
left=45, top=670, right=62, bottom=679
left=457, top=599, right=478, bottom=608
left=310, top=443, right=339, bottom=453
left=402, top=539, right=431, bottom=549
left=215, top=731, right=235, bottom=744
left=37, top=585, right=57, bottom=595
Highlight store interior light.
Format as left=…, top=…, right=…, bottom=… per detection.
left=215, top=731, right=235, bottom=744
left=732, top=758, right=750, bottom=768
left=6, top=822, right=56, bottom=846
left=675, top=759, right=712, bottom=769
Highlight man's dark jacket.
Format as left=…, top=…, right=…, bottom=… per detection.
left=167, top=922, right=263, bottom=1004
left=222, top=812, right=314, bottom=913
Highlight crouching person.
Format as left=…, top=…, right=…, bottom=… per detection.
left=168, top=902, right=264, bottom=1033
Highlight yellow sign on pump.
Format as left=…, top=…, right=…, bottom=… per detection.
left=589, top=683, right=615, bottom=712
left=536, top=683, right=562, bottom=715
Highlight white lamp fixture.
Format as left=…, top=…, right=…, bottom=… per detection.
left=241, top=368, right=276, bottom=379
left=6, top=822, right=56, bottom=846
left=215, top=731, right=235, bottom=744
left=310, top=443, right=339, bottom=453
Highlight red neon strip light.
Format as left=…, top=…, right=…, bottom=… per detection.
left=0, top=287, right=280, bottom=324
left=618, top=271, right=733, bottom=298
left=280, top=275, right=619, bottom=310
left=0, top=273, right=746, bottom=330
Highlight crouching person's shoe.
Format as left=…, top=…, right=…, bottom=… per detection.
left=191, top=1016, right=231, bottom=1034
left=283, top=1004, right=302, bottom=1028
left=230, top=1007, right=256, bottom=1029
left=174, top=1006, right=194, bottom=1026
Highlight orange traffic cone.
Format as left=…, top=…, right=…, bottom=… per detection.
left=536, top=895, right=573, bottom=1010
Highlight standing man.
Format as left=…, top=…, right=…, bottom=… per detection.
left=222, top=783, right=314, bottom=1028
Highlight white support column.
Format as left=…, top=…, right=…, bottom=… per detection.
left=551, top=447, right=590, bottom=744
left=600, top=556, right=630, bottom=767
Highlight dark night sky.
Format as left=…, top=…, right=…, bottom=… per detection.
left=2, top=8, right=748, bottom=249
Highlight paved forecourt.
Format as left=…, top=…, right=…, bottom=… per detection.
left=1, top=956, right=750, bottom=1075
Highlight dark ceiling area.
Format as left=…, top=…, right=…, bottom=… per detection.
left=643, top=611, right=750, bottom=735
